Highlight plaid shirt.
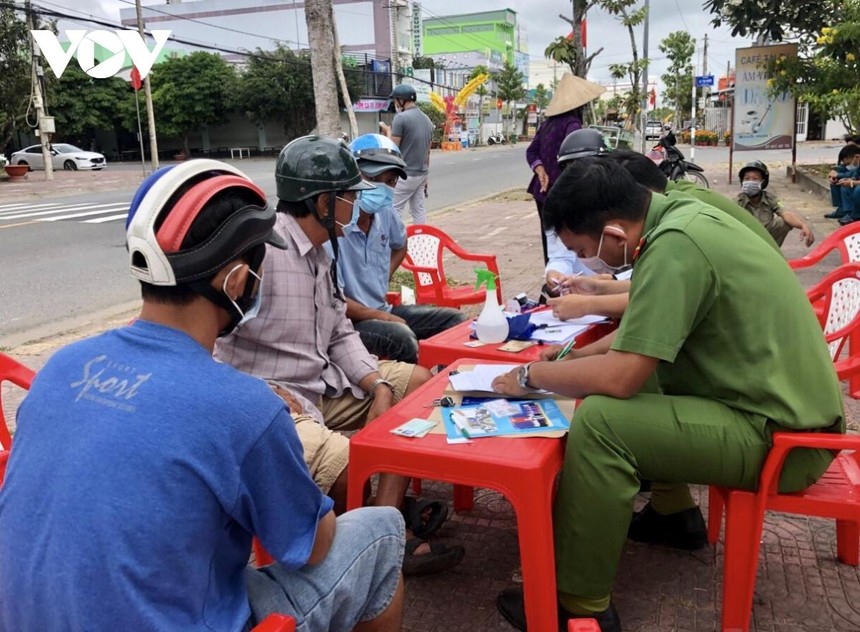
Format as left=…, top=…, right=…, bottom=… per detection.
left=215, top=213, right=377, bottom=420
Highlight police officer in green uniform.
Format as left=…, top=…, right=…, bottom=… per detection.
left=736, top=160, right=815, bottom=247
left=491, top=158, right=844, bottom=632
left=546, top=146, right=783, bottom=323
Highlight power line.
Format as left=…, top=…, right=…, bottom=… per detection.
left=114, top=0, right=307, bottom=49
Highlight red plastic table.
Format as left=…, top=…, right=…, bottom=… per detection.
left=418, top=310, right=616, bottom=368
left=347, top=358, right=566, bottom=632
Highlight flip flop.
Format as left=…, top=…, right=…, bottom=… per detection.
left=400, top=497, right=448, bottom=539
left=402, top=536, right=465, bottom=576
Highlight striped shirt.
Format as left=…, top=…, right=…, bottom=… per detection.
left=215, top=213, right=377, bottom=421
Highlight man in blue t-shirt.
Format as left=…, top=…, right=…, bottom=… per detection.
left=0, top=161, right=405, bottom=631
left=326, top=134, right=466, bottom=363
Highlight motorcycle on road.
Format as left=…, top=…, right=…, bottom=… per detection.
left=647, top=131, right=709, bottom=188
left=486, top=132, right=507, bottom=145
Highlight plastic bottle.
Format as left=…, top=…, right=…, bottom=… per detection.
left=474, top=268, right=509, bottom=343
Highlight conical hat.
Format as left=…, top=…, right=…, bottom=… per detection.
left=545, top=73, right=606, bottom=117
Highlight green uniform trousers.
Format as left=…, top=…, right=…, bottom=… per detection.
left=553, top=392, right=835, bottom=599
left=763, top=215, right=792, bottom=246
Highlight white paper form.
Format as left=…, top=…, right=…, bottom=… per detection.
left=448, top=364, right=522, bottom=393
left=527, top=311, right=608, bottom=343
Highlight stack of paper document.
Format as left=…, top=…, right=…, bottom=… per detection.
left=527, top=311, right=607, bottom=343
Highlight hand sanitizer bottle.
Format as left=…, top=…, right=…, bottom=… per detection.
left=474, top=268, right=509, bottom=343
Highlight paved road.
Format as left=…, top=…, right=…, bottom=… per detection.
left=0, top=144, right=529, bottom=344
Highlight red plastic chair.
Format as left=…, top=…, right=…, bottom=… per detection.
left=252, top=614, right=295, bottom=632
left=401, top=224, right=502, bottom=308
left=805, top=263, right=860, bottom=397
left=707, top=433, right=860, bottom=631
left=0, top=353, right=36, bottom=452
left=789, top=220, right=860, bottom=270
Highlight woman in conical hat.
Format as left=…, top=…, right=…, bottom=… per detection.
left=525, top=73, right=606, bottom=263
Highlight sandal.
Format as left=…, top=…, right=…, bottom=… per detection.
left=400, top=497, right=448, bottom=539
left=402, top=536, right=465, bottom=576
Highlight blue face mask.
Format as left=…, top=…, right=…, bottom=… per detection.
left=358, top=184, right=395, bottom=215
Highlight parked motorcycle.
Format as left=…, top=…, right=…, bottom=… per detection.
left=487, top=132, right=507, bottom=145
left=647, top=131, right=709, bottom=188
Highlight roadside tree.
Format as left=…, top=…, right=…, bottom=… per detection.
left=496, top=61, right=526, bottom=138
left=304, top=0, right=341, bottom=136
left=469, top=64, right=492, bottom=144
left=704, top=0, right=839, bottom=41
left=235, top=46, right=364, bottom=142
left=658, top=31, right=695, bottom=129
left=149, top=52, right=237, bottom=156
left=0, top=5, right=31, bottom=155
left=48, top=66, right=132, bottom=150
left=705, top=0, right=858, bottom=135
left=532, top=83, right=550, bottom=113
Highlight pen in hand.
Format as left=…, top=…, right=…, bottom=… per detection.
left=555, top=339, right=576, bottom=361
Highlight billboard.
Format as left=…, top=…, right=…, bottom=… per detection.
left=733, top=44, right=798, bottom=151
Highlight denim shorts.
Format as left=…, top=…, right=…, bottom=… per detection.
left=245, top=507, right=405, bottom=632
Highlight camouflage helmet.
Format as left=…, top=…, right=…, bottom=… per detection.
left=738, top=160, right=769, bottom=190
left=275, top=135, right=374, bottom=202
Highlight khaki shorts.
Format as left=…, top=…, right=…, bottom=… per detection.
left=319, top=360, right=414, bottom=432
left=293, top=414, right=350, bottom=495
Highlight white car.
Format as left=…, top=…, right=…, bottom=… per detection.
left=644, top=121, right=664, bottom=140
left=11, top=143, right=106, bottom=171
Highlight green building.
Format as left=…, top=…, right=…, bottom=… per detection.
left=422, top=9, right=517, bottom=71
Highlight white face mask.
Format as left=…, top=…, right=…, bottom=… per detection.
left=335, top=196, right=360, bottom=231
left=223, top=264, right=263, bottom=328
left=578, top=227, right=630, bottom=275
left=741, top=180, right=762, bottom=196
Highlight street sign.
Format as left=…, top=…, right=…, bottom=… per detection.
left=695, top=75, right=715, bottom=88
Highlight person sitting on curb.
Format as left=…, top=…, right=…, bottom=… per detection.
left=491, top=158, right=844, bottom=632
left=736, top=160, right=815, bottom=244
left=324, top=134, right=466, bottom=364
left=826, top=144, right=860, bottom=221
left=215, top=136, right=464, bottom=577
left=0, top=159, right=406, bottom=631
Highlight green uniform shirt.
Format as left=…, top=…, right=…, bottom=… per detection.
left=736, top=189, right=783, bottom=223
left=665, top=179, right=780, bottom=253
left=612, top=192, right=844, bottom=433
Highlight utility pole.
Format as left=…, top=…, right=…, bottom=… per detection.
left=135, top=0, right=159, bottom=170
left=26, top=0, right=54, bottom=181
left=702, top=33, right=709, bottom=123
left=639, top=0, right=650, bottom=152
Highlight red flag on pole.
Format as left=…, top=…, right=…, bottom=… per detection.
left=130, top=66, right=142, bottom=91
left=565, top=20, right=587, bottom=49
left=649, top=88, right=657, bottom=107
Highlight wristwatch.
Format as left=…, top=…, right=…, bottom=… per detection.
left=516, top=362, right=536, bottom=391
left=369, top=377, right=395, bottom=397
